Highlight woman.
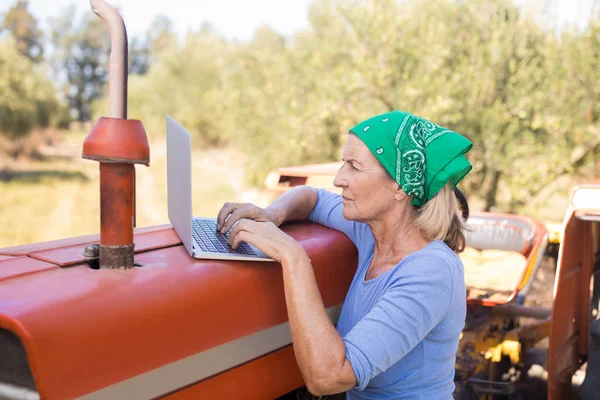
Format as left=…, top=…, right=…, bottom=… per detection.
left=217, top=110, right=472, bottom=399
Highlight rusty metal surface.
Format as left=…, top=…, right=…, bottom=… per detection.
left=83, top=155, right=150, bottom=164
left=99, top=244, right=134, bottom=269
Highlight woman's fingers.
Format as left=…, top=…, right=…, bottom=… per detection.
left=216, top=202, right=238, bottom=231
left=228, top=219, right=271, bottom=252
left=218, top=203, right=268, bottom=233
left=228, top=220, right=299, bottom=263
left=220, top=206, right=257, bottom=233
left=229, top=228, right=251, bottom=251
left=228, top=218, right=254, bottom=248
left=220, top=209, right=244, bottom=234
left=229, top=219, right=298, bottom=261
left=229, top=220, right=280, bottom=261
left=217, top=203, right=251, bottom=231
left=229, top=220, right=272, bottom=257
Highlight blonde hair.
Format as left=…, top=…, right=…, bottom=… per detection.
left=414, top=183, right=466, bottom=253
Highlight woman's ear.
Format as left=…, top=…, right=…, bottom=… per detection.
left=393, top=182, right=405, bottom=201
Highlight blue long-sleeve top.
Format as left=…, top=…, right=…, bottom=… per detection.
left=308, top=189, right=466, bottom=399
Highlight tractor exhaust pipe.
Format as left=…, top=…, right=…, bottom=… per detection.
left=82, top=0, right=150, bottom=269
left=90, top=0, right=127, bottom=119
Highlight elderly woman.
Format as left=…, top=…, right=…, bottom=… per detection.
left=217, top=110, right=472, bottom=399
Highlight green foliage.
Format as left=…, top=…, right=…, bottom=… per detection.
left=128, top=15, right=178, bottom=76
left=94, top=26, right=231, bottom=147
left=50, top=6, right=110, bottom=122
left=89, top=0, right=600, bottom=211
left=0, top=38, right=60, bottom=138
left=129, top=37, right=150, bottom=76
left=147, top=14, right=177, bottom=58
left=1, top=0, right=43, bottom=62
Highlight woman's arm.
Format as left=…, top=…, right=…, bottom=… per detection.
left=266, top=185, right=318, bottom=226
left=217, top=185, right=317, bottom=233
left=221, top=187, right=359, bottom=395
left=226, top=219, right=357, bottom=395
left=280, top=249, right=357, bottom=396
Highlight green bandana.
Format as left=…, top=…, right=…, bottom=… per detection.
left=350, top=110, right=472, bottom=207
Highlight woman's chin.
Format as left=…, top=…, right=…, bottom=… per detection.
left=341, top=207, right=356, bottom=221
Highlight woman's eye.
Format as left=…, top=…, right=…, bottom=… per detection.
left=341, top=161, right=358, bottom=171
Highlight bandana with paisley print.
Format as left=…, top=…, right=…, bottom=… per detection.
left=350, top=110, right=472, bottom=207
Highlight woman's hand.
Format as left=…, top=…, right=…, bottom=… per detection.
left=227, top=219, right=307, bottom=263
left=217, top=202, right=281, bottom=234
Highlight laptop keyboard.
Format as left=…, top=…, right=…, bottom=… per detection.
left=192, top=219, right=257, bottom=255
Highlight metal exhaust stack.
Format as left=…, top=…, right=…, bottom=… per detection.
left=82, top=0, right=150, bottom=269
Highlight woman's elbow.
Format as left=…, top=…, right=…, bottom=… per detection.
left=305, top=378, right=337, bottom=397
left=305, top=380, right=325, bottom=397
left=304, top=370, right=356, bottom=396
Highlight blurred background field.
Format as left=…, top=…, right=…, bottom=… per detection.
left=0, top=130, right=262, bottom=247
left=1, top=0, right=600, bottom=247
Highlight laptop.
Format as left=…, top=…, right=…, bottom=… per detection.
left=166, top=116, right=273, bottom=261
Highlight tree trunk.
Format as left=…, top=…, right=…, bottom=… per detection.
left=485, top=170, right=502, bottom=211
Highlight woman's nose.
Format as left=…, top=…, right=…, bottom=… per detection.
left=333, top=167, right=346, bottom=188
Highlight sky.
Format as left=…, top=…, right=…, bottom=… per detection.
left=0, top=0, right=596, bottom=42
left=0, top=0, right=313, bottom=41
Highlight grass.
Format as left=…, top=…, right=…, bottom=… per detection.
left=0, top=160, right=98, bottom=245
left=0, top=131, right=258, bottom=248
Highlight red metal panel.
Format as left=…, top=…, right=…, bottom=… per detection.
left=82, top=117, right=150, bottom=165
left=0, top=257, right=58, bottom=282
left=162, top=345, right=304, bottom=400
left=0, top=224, right=172, bottom=256
left=0, top=222, right=357, bottom=399
left=27, top=227, right=180, bottom=267
left=548, top=214, right=594, bottom=400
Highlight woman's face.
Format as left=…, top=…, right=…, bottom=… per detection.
left=333, top=134, right=400, bottom=222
